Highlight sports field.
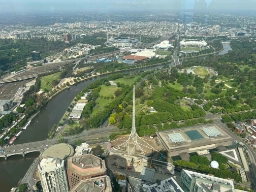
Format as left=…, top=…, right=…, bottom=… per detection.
left=193, top=67, right=208, bottom=76
left=41, top=72, right=61, bottom=91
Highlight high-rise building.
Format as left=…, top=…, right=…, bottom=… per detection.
left=67, top=154, right=107, bottom=190
left=181, top=169, right=234, bottom=192
left=31, top=51, right=41, bottom=61
left=65, top=33, right=72, bottom=42
left=38, top=157, right=69, bottom=192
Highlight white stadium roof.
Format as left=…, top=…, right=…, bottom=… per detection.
left=180, top=40, right=207, bottom=47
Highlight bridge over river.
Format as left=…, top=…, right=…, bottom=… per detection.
left=0, top=126, right=117, bottom=160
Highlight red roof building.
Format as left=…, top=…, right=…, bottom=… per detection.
left=123, top=55, right=148, bottom=61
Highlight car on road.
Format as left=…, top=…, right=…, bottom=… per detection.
left=0, top=150, right=4, bottom=153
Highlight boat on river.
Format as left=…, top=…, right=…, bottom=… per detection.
left=9, top=136, right=17, bottom=145
left=22, top=120, right=31, bottom=130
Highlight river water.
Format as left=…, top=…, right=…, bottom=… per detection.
left=0, top=76, right=101, bottom=191
left=219, top=42, right=232, bottom=55
left=0, top=65, right=165, bottom=191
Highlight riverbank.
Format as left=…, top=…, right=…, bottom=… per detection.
left=51, top=62, right=170, bottom=139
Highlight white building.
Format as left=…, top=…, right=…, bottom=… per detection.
left=153, top=40, right=173, bottom=49
left=145, top=177, right=184, bottom=192
left=181, top=169, right=234, bottom=192
left=74, top=142, right=92, bottom=156
left=134, top=49, right=156, bottom=58
left=38, top=157, right=69, bottom=192
left=180, top=40, right=207, bottom=47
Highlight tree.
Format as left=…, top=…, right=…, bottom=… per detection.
left=18, top=183, right=27, bottom=192
left=16, top=107, right=25, bottom=113
left=25, top=98, right=35, bottom=107
left=109, top=116, right=116, bottom=125
left=222, top=115, right=233, bottom=123
left=58, top=136, right=67, bottom=143
left=211, top=152, right=228, bottom=164
left=114, top=89, right=122, bottom=97
left=73, top=139, right=84, bottom=146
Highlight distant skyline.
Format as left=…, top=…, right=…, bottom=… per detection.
left=0, top=0, right=256, bottom=13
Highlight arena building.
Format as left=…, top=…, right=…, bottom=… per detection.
left=180, top=40, right=207, bottom=47
left=157, top=124, right=233, bottom=158
left=106, top=36, right=139, bottom=48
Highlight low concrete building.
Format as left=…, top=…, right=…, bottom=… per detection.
left=146, top=177, right=183, bottom=192
left=70, top=175, right=112, bottom=192
left=235, top=123, right=246, bottom=134
left=69, top=102, right=87, bottom=120
left=74, top=143, right=92, bottom=156
left=140, top=167, right=155, bottom=182
left=181, top=169, right=234, bottom=192
left=0, top=100, right=13, bottom=114
left=123, top=55, right=148, bottom=62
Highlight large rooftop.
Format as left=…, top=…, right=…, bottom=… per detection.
left=202, top=127, right=221, bottom=137
left=168, top=133, right=186, bottom=143
left=182, top=169, right=234, bottom=191
left=70, top=175, right=112, bottom=192
left=68, top=154, right=106, bottom=176
left=146, top=177, right=184, bottom=192
left=157, top=124, right=233, bottom=157
left=38, top=157, right=65, bottom=173
left=41, top=143, right=74, bottom=160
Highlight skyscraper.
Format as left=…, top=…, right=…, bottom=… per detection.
left=65, top=33, right=72, bottom=42
left=38, top=157, right=69, bottom=192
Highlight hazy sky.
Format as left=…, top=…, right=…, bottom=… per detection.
left=0, top=0, right=256, bottom=13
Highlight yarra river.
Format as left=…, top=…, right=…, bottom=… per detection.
left=0, top=65, right=167, bottom=191
left=0, top=42, right=232, bottom=191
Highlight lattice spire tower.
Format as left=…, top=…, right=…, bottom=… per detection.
left=117, top=86, right=155, bottom=156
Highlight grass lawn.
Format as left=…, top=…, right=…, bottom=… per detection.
left=193, top=67, right=208, bottom=77
left=168, top=82, right=183, bottom=91
left=100, top=85, right=118, bottom=97
left=181, top=105, right=191, bottom=111
left=41, top=72, right=61, bottom=91
left=63, top=122, right=80, bottom=132
left=91, top=97, right=113, bottom=116
left=91, top=85, right=120, bottom=116
left=156, top=50, right=172, bottom=55
left=239, top=65, right=253, bottom=72
left=115, top=76, right=139, bottom=85
left=135, top=101, right=146, bottom=114
left=74, top=67, right=90, bottom=74
left=181, top=47, right=201, bottom=52
left=204, top=89, right=215, bottom=97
